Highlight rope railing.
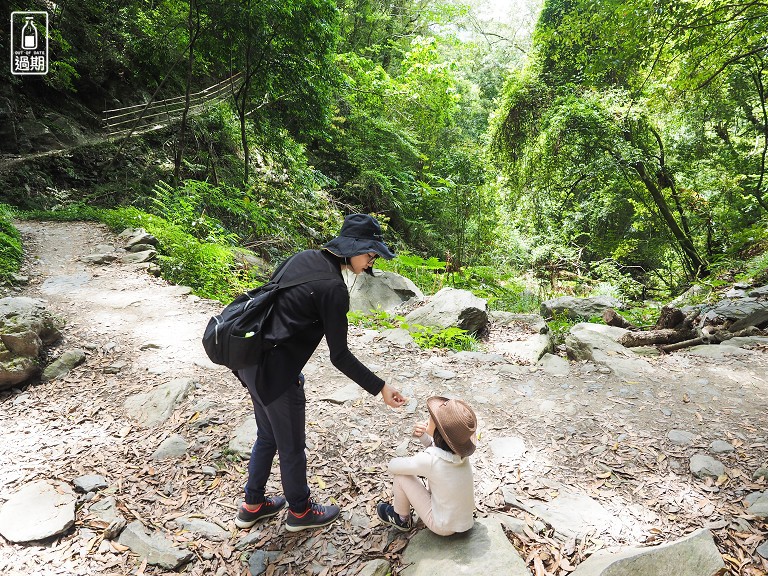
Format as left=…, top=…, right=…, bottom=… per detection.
left=102, top=72, right=243, bottom=136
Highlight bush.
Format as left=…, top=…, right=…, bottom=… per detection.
left=0, top=204, right=22, bottom=283
left=100, top=207, right=256, bottom=302
left=347, top=308, right=478, bottom=352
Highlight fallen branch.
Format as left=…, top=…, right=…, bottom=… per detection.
left=620, top=327, right=697, bottom=348
left=660, top=326, right=763, bottom=353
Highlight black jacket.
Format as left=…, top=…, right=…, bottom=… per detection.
left=237, top=249, right=385, bottom=405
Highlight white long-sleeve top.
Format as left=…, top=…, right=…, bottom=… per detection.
left=386, top=435, right=475, bottom=534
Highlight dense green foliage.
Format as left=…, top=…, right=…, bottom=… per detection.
left=0, top=205, right=23, bottom=284
left=2, top=0, right=767, bottom=312
left=491, top=0, right=768, bottom=296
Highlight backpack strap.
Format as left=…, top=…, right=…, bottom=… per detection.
left=269, top=254, right=340, bottom=291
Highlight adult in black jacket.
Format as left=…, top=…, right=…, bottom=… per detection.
left=234, top=214, right=407, bottom=532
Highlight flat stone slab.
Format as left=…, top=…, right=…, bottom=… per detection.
left=117, top=520, right=193, bottom=569
left=0, top=480, right=76, bottom=542
left=518, top=487, right=621, bottom=539
left=175, top=517, right=229, bottom=541
left=73, top=474, right=108, bottom=493
left=682, top=345, right=752, bottom=358
left=124, top=378, right=195, bottom=427
left=320, top=382, right=365, bottom=404
left=401, top=515, right=529, bottom=576
left=538, top=353, right=570, bottom=376
left=489, top=436, right=527, bottom=461
left=570, top=528, right=724, bottom=576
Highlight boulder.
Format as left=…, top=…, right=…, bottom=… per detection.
left=565, top=323, right=652, bottom=380
left=405, top=287, right=488, bottom=334
left=700, top=297, right=768, bottom=329
left=42, top=348, right=86, bottom=381
left=489, top=312, right=548, bottom=334
left=541, top=296, right=624, bottom=321
left=0, top=297, right=63, bottom=389
left=344, top=269, right=424, bottom=313
left=229, top=417, right=257, bottom=459
left=492, top=333, right=553, bottom=364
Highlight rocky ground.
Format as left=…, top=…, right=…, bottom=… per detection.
left=1, top=220, right=767, bottom=575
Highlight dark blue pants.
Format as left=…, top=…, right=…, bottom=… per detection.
left=243, top=373, right=310, bottom=513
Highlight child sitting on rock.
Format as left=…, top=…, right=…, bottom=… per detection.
left=376, top=396, right=477, bottom=535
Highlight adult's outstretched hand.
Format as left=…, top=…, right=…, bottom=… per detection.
left=380, top=383, right=407, bottom=408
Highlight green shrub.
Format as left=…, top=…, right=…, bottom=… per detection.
left=621, top=305, right=661, bottom=328
left=410, top=325, right=478, bottom=351
left=0, top=204, right=22, bottom=283
left=347, top=308, right=478, bottom=351
left=100, top=207, right=255, bottom=302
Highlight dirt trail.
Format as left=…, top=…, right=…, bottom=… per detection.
left=1, top=220, right=767, bottom=575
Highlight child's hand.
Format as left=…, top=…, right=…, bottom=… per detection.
left=412, top=421, right=428, bottom=438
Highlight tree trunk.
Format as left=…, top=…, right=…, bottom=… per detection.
left=174, top=0, right=199, bottom=185
left=632, top=161, right=708, bottom=278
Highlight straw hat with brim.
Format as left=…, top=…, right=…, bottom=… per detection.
left=426, top=396, right=477, bottom=458
left=322, top=214, right=395, bottom=275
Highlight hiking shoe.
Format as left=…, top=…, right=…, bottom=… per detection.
left=285, top=502, right=340, bottom=532
left=235, top=496, right=287, bottom=528
left=376, top=502, right=412, bottom=531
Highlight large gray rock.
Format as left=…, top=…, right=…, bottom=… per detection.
left=570, top=528, right=724, bottom=576
left=701, top=297, right=768, bottom=329
left=405, top=287, right=488, bottom=334
left=0, top=297, right=63, bottom=389
left=151, top=434, right=191, bottom=460
left=541, top=296, right=624, bottom=321
left=565, top=323, right=652, bottom=380
left=123, top=378, right=195, bottom=427
left=0, top=480, right=76, bottom=543
left=344, top=270, right=424, bottom=313
left=401, top=515, right=529, bottom=576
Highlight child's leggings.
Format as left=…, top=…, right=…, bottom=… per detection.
left=392, top=475, right=454, bottom=536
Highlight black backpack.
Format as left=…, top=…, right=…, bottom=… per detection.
left=202, top=259, right=337, bottom=370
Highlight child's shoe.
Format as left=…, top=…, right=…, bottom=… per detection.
left=376, top=501, right=412, bottom=531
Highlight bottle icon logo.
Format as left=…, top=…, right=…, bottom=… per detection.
left=21, top=17, right=38, bottom=50
left=10, top=11, right=48, bottom=75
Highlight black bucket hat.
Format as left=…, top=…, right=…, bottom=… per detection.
left=322, top=214, right=395, bottom=275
